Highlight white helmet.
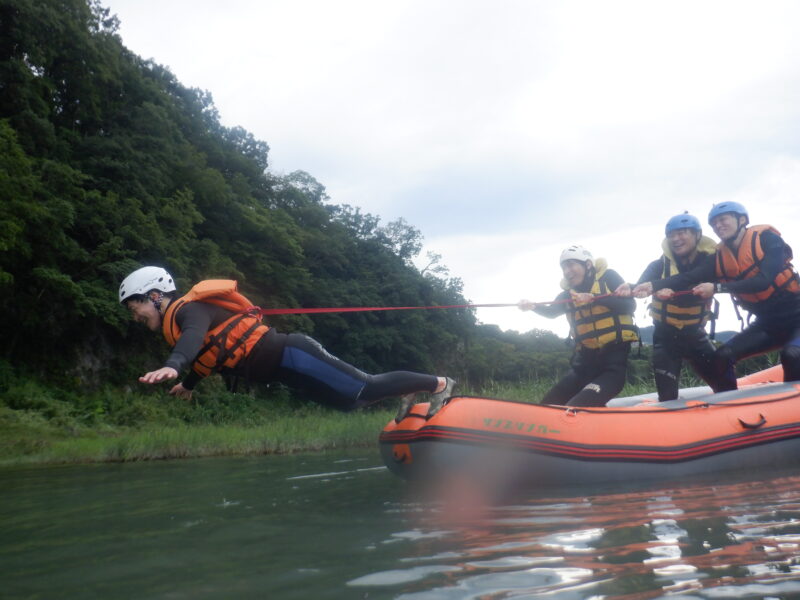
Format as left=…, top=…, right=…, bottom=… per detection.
left=119, top=266, right=176, bottom=304
left=559, top=245, right=593, bottom=266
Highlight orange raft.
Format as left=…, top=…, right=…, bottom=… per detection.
left=380, top=366, right=800, bottom=487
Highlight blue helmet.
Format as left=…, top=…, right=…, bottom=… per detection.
left=665, top=213, right=702, bottom=235
left=708, top=202, right=749, bottom=225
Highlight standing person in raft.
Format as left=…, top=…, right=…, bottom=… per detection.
left=632, top=202, right=800, bottom=384
left=616, top=213, right=737, bottom=400
left=119, top=267, right=455, bottom=418
left=518, top=245, right=639, bottom=407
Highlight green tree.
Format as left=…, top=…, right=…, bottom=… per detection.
left=0, top=0, right=569, bottom=400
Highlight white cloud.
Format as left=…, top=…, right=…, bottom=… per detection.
left=104, top=0, right=800, bottom=336
left=430, top=156, right=800, bottom=335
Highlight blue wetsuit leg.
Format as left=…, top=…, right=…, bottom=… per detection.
left=275, top=334, right=437, bottom=411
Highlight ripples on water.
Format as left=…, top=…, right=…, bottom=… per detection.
left=352, top=469, right=800, bottom=599
left=5, top=454, right=800, bottom=599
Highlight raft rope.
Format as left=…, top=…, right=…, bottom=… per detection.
left=255, top=302, right=517, bottom=316
left=252, top=290, right=695, bottom=316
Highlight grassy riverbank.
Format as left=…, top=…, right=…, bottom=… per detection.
left=0, top=375, right=658, bottom=466
left=1, top=410, right=393, bottom=466
left=0, top=377, right=398, bottom=466
left=0, top=347, right=777, bottom=466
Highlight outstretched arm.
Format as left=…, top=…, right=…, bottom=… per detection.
left=139, top=366, right=178, bottom=384
left=139, top=302, right=213, bottom=389
left=652, top=253, right=716, bottom=292
left=533, top=291, right=571, bottom=318
left=594, top=270, right=636, bottom=313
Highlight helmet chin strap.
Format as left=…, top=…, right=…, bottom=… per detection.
left=149, top=291, right=165, bottom=312
left=726, top=217, right=748, bottom=248
left=580, top=264, right=596, bottom=290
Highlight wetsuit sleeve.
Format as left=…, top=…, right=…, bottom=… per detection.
left=637, top=259, right=662, bottom=285
left=652, top=253, right=716, bottom=291
left=718, top=231, right=789, bottom=295
left=164, top=302, right=214, bottom=374
left=594, top=270, right=635, bottom=314
left=181, top=370, right=202, bottom=391
left=533, top=291, right=570, bottom=318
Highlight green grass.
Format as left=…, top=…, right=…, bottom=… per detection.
left=0, top=374, right=661, bottom=466
left=1, top=412, right=393, bottom=465
left=0, top=381, right=396, bottom=466
left=1, top=350, right=779, bottom=466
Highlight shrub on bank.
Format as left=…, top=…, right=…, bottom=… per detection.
left=3, top=353, right=779, bottom=466
left=0, top=370, right=400, bottom=464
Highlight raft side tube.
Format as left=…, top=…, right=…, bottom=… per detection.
left=380, top=376, right=800, bottom=487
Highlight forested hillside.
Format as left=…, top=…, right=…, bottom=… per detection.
left=0, top=0, right=573, bottom=395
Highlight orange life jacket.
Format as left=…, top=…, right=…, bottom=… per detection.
left=714, top=225, right=800, bottom=306
left=162, top=280, right=269, bottom=377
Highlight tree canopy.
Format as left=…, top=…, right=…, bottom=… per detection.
left=0, top=0, right=571, bottom=393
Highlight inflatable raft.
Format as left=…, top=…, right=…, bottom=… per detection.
left=380, top=366, right=800, bottom=488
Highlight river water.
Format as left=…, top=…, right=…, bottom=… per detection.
left=4, top=450, right=800, bottom=599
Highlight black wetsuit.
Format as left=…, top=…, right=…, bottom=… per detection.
left=534, top=269, right=636, bottom=407
left=165, top=302, right=438, bottom=410
left=651, top=230, right=800, bottom=383
left=638, top=253, right=736, bottom=400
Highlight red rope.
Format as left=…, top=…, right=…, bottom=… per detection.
left=253, top=290, right=694, bottom=316
left=256, top=303, right=518, bottom=316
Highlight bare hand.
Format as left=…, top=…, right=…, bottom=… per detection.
left=139, top=366, right=178, bottom=384
left=518, top=299, right=538, bottom=311
left=693, top=282, right=715, bottom=299
left=655, top=288, right=675, bottom=300
left=631, top=282, right=653, bottom=298
left=169, top=382, right=193, bottom=400
left=614, top=283, right=632, bottom=297
left=570, top=291, right=593, bottom=305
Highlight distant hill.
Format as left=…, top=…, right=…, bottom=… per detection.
left=637, top=326, right=738, bottom=345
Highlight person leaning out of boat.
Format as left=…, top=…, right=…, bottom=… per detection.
left=632, top=202, right=800, bottom=384
left=518, top=245, right=639, bottom=407
left=616, top=213, right=737, bottom=400
left=119, top=266, right=455, bottom=418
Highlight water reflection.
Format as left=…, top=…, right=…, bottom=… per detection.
left=5, top=453, right=800, bottom=598
left=353, top=470, right=800, bottom=599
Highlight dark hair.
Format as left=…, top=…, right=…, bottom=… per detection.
left=122, top=293, right=146, bottom=306
left=123, top=290, right=177, bottom=306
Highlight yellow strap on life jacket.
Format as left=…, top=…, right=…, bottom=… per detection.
left=565, top=265, right=638, bottom=350
left=649, top=236, right=716, bottom=329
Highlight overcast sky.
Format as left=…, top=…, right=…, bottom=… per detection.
left=102, top=0, right=800, bottom=336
